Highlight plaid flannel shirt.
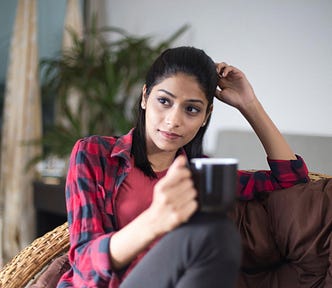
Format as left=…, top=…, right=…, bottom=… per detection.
left=57, top=129, right=309, bottom=288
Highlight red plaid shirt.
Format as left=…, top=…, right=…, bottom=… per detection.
left=57, top=129, right=309, bottom=288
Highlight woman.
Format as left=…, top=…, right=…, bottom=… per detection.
left=57, top=46, right=309, bottom=288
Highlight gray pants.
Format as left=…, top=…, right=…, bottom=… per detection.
left=120, top=212, right=241, bottom=288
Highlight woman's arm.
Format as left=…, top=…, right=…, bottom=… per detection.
left=215, top=63, right=296, bottom=160
left=215, top=63, right=309, bottom=200
left=240, top=99, right=296, bottom=160
left=110, top=155, right=197, bottom=270
left=109, top=208, right=160, bottom=270
left=65, top=138, right=118, bottom=287
left=237, top=156, right=309, bottom=200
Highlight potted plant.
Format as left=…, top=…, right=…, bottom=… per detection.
left=37, top=23, right=188, bottom=179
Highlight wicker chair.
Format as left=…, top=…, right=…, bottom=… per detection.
left=0, top=172, right=331, bottom=288
left=0, top=222, right=69, bottom=288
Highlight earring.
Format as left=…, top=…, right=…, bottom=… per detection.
left=141, top=102, right=146, bottom=109
left=202, top=122, right=206, bottom=127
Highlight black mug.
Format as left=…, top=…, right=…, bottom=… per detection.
left=190, top=158, right=238, bottom=213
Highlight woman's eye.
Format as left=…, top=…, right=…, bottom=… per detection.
left=158, top=97, right=170, bottom=105
left=186, top=106, right=200, bottom=114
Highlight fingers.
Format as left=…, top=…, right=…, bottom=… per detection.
left=171, top=199, right=198, bottom=225
left=151, top=155, right=198, bottom=230
left=168, top=156, right=196, bottom=202
left=157, top=155, right=197, bottom=206
left=156, top=155, right=192, bottom=194
left=215, top=88, right=223, bottom=99
left=216, top=62, right=238, bottom=78
left=166, top=155, right=190, bottom=181
left=169, top=154, right=187, bottom=170
left=216, top=62, right=229, bottom=78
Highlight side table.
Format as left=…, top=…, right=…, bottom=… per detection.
left=33, top=180, right=67, bottom=237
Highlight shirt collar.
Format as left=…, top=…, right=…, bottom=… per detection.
left=110, top=128, right=134, bottom=165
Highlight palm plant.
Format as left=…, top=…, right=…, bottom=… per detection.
left=39, top=24, right=188, bottom=160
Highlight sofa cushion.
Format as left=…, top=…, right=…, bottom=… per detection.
left=266, top=178, right=332, bottom=287
left=228, top=199, right=282, bottom=271
left=231, top=178, right=332, bottom=288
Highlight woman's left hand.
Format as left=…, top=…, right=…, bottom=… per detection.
left=215, top=62, right=256, bottom=111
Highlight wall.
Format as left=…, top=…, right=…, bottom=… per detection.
left=1, top=0, right=331, bottom=157
left=96, top=0, right=332, bottom=154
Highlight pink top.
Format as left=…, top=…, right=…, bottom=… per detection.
left=115, top=160, right=167, bottom=280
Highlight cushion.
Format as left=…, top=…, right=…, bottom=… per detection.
left=228, top=199, right=282, bottom=271
left=266, top=178, right=332, bottom=287
left=230, top=178, right=332, bottom=288
left=30, top=254, right=70, bottom=288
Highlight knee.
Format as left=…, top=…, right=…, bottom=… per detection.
left=201, top=215, right=241, bottom=263
left=178, top=213, right=242, bottom=265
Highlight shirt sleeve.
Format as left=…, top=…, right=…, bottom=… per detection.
left=65, top=138, right=117, bottom=286
left=237, top=155, right=309, bottom=200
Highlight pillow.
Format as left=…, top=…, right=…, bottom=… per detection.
left=228, top=199, right=282, bottom=271
left=265, top=178, right=332, bottom=287
left=30, top=254, right=70, bottom=288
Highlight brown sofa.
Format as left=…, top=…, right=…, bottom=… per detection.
left=229, top=175, right=332, bottom=287
left=1, top=173, right=331, bottom=288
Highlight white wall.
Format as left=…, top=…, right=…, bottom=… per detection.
left=95, top=0, right=332, bottom=154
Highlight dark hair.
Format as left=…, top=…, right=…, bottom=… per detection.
left=132, top=46, right=218, bottom=178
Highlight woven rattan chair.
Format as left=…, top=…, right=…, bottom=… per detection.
left=0, top=222, right=69, bottom=288
left=0, top=172, right=331, bottom=288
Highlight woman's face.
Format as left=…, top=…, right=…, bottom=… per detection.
left=142, top=73, right=212, bottom=155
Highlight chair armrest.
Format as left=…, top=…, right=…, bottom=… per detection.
left=0, top=222, right=69, bottom=288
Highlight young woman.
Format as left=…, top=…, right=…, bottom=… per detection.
left=57, top=47, right=309, bottom=288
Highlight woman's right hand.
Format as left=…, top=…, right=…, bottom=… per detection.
left=110, top=155, right=197, bottom=269
left=147, top=155, right=198, bottom=237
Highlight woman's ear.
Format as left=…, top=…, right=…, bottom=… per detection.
left=141, top=85, right=147, bottom=110
left=202, top=104, right=213, bottom=127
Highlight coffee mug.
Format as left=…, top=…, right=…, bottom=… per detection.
left=190, top=158, right=238, bottom=213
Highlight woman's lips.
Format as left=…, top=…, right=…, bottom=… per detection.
left=159, top=130, right=182, bottom=140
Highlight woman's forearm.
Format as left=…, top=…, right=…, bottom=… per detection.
left=109, top=208, right=162, bottom=270
left=240, top=99, right=296, bottom=160
left=215, top=63, right=296, bottom=161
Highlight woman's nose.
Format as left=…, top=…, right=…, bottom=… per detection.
left=165, top=107, right=181, bottom=127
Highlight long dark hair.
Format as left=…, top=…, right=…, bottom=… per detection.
left=132, top=46, right=218, bottom=178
